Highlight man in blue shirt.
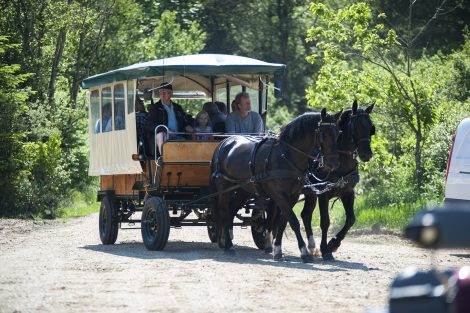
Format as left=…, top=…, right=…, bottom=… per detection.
left=226, top=92, right=263, bottom=134
left=145, top=83, right=194, bottom=155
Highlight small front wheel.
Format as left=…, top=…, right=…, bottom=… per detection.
left=141, top=197, right=170, bottom=251
left=99, top=196, right=119, bottom=245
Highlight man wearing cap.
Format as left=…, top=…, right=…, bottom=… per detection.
left=145, top=82, right=194, bottom=155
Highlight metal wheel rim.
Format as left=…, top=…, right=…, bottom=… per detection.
left=253, top=211, right=267, bottom=234
left=99, top=204, right=107, bottom=237
left=143, top=207, right=158, bottom=240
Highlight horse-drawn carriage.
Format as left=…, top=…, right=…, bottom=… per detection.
left=81, top=54, right=286, bottom=251
left=83, top=54, right=376, bottom=263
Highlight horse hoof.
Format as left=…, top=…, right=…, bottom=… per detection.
left=224, top=249, right=236, bottom=256
left=327, top=238, right=341, bottom=252
left=273, top=253, right=284, bottom=262
left=309, top=245, right=322, bottom=257
left=301, top=254, right=315, bottom=263
left=308, top=245, right=316, bottom=255
left=265, top=247, right=273, bottom=254
left=322, top=252, right=335, bottom=261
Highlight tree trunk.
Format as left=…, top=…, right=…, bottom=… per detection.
left=70, top=32, right=84, bottom=107
left=48, top=28, right=67, bottom=104
left=48, top=0, right=72, bottom=104
left=414, top=107, right=423, bottom=190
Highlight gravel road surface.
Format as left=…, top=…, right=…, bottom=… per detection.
left=0, top=214, right=468, bottom=313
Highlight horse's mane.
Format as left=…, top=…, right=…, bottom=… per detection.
left=338, top=109, right=352, bottom=130
left=279, top=112, right=334, bottom=142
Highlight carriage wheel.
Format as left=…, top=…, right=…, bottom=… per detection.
left=251, top=209, right=267, bottom=250
left=99, top=196, right=119, bottom=245
left=207, top=224, right=218, bottom=243
left=141, top=197, right=170, bottom=251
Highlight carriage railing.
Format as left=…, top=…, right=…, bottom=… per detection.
left=153, top=124, right=266, bottom=158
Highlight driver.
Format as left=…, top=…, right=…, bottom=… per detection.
left=145, top=82, right=194, bottom=155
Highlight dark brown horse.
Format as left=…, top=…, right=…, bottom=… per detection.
left=301, top=100, right=375, bottom=260
left=210, top=108, right=340, bottom=262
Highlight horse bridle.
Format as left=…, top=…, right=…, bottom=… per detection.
left=316, top=120, right=339, bottom=168
left=278, top=120, right=338, bottom=169
left=338, top=112, right=374, bottom=157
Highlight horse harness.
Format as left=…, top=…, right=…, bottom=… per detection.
left=305, top=119, right=364, bottom=196
left=212, top=120, right=337, bottom=198
left=212, top=136, right=304, bottom=198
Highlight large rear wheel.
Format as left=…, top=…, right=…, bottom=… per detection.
left=99, top=196, right=119, bottom=245
left=141, top=197, right=170, bottom=251
left=251, top=209, right=267, bottom=250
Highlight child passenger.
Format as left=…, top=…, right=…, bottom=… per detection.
left=194, top=111, right=212, bottom=140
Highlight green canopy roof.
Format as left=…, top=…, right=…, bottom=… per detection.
left=81, top=54, right=286, bottom=89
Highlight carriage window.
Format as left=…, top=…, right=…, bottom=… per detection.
left=216, top=86, right=227, bottom=103
left=246, top=88, right=260, bottom=114
left=90, top=90, right=100, bottom=134
left=230, top=85, right=242, bottom=110
left=127, top=80, right=134, bottom=114
left=114, top=84, right=126, bottom=131
left=101, top=87, right=112, bottom=132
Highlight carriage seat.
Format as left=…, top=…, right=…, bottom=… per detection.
left=157, top=141, right=220, bottom=187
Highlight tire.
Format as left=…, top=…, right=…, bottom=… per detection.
left=207, top=224, right=218, bottom=243
left=251, top=210, right=267, bottom=250
left=99, top=196, right=119, bottom=245
left=141, top=197, right=170, bottom=251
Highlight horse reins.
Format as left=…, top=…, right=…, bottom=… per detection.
left=277, top=121, right=338, bottom=166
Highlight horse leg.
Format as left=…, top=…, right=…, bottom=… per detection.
left=289, top=210, right=314, bottom=263
left=223, top=190, right=250, bottom=253
left=215, top=184, right=234, bottom=253
left=319, top=195, right=334, bottom=261
left=264, top=200, right=276, bottom=254
left=301, top=193, right=319, bottom=256
left=328, top=192, right=355, bottom=252
left=273, top=213, right=288, bottom=261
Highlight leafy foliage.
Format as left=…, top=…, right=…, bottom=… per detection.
left=1, top=0, right=469, bottom=224
left=143, top=11, right=206, bottom=59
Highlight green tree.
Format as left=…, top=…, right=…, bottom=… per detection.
left=306, top=1, right=450, bottom=189
left=143, top=10, right=206, bottom=59
left=0, top=37, right=31, bottom=216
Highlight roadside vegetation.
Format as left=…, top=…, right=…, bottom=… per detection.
left=1, top=1, right=469, bottom=229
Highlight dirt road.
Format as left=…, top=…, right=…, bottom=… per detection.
left=0, top=214, right=468, bottom=313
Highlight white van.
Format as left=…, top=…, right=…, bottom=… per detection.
left=445, top=117, right=470, bottom=205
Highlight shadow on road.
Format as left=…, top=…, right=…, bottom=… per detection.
left=81, top=240, right=372, bottom=272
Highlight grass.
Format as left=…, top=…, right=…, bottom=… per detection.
left=57, top=201, right=100, bottom=219
left=292, top=195, right=436, bottom=232
left=55, top=190, right=100, bottom=220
